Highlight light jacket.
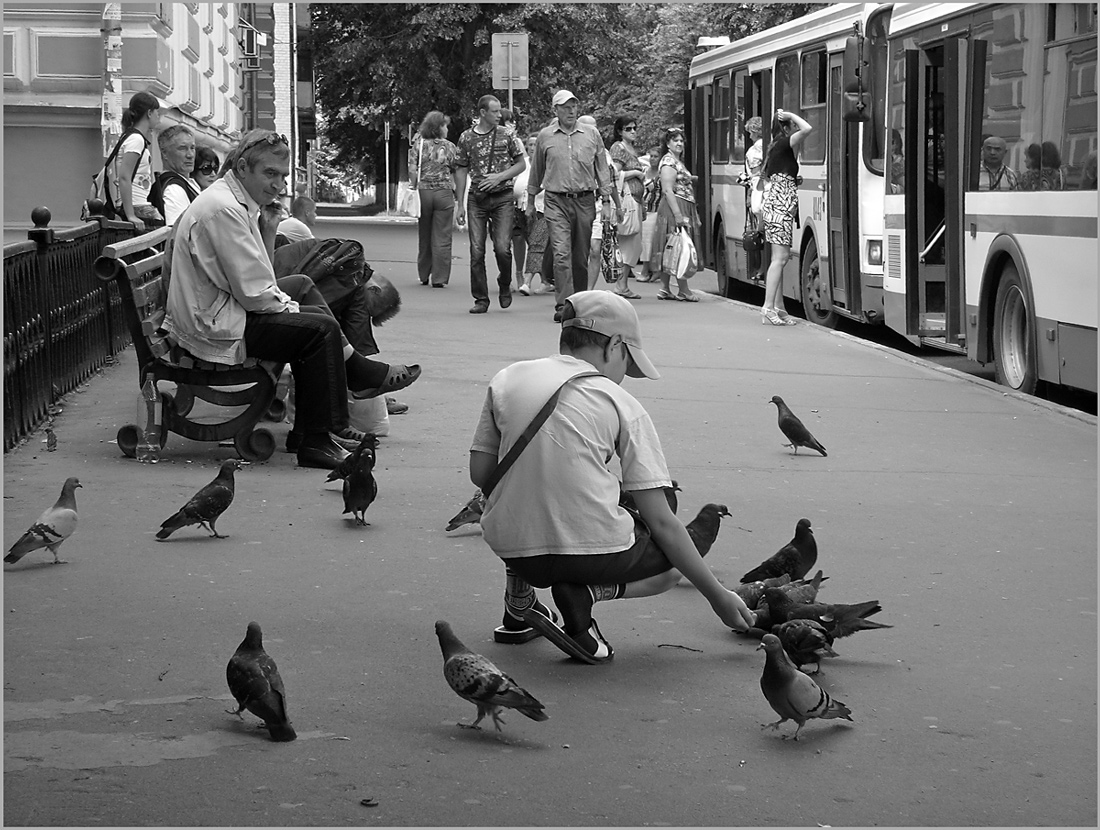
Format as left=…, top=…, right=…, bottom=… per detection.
left=164, top=171, right=292, bottom=364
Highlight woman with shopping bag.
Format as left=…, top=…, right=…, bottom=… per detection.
left=647, top=126, right=701, bottom=302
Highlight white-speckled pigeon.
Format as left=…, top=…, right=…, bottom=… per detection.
left=435, top=620, right=547, bottom=731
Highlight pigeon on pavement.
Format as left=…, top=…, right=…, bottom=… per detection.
left=733, top=574, right=792, bottom=609
left=762, top=587, right=892, bottom=641
left=770, top=396, right=827, bottom=456
left=773, top=618, right=839, bottom=674
left=446, top=489, right=486, bottom=532
left=758, top=632, right=852, bottom=740
left=749, top=570, right=828, bottom=632
left=435, top=620, right=548, bottom=731
left=686, top=503, right=731, bottom=557
left=45, top=427, right=57, bottom=452
left=325, top=434, right=378, bottom=483
left=741, top=518, right=817, bottom=583
left=225, top=621, right=297, bottom=742
left=6, top=477, right=81, bottom=565
left=157, top=460, right=241, bottom=540
left=342, top=443, right=378, bottom=525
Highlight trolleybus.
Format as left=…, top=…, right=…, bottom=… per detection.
left=687, top=2, right=1097, bottom=394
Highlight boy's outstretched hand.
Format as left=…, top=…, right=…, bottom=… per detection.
left=714, top=590, right=757, bottom=633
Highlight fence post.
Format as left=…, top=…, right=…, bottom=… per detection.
left=26, top=207, right=58, bottom=403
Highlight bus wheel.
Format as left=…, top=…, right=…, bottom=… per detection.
left=800, top=242, right=837, bottom=328
left=715, top=232, right=730, bottom=297
left=993, top=263, right=1038, bottom=395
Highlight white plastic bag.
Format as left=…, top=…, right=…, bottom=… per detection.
left=663, top=228, right=699, bottom=280
left=348, top=395, right=390, bottom=437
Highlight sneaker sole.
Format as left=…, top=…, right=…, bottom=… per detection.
left=520, top=607, right=611, bottom=664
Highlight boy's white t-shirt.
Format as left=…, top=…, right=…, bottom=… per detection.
left=471, top=354, right=672, bottom=558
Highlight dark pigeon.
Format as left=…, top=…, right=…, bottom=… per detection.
left=225, top=621, right=296, bottom=742
left=435, top=620, right=548, bottom=731
left=758, top=633, right=852, bottom=740
left=762, top=587, right=893, bottom=642
left=157, top=460, right=240, bottom=540
left=770, top=396, right=827, bottom=456
left=685, top=503, right=731, bottom=558
left=750, top=570, right=828, bottom=632
left=6, top=477, right=81, bottom=565
left=773, top=618, right=839, bottom=674
left=733, top=574, right=792, bottom=609
left=342, top=444, right=378, bottom=525
left=325, top=434, right=378, bottom=483
left=741, top=518, right=817, bottom=583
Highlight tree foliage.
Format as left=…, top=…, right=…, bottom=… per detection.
left=309, top=3, right=818, bottom=182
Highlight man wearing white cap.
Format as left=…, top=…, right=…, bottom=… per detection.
left=527, top=91, right=619, bottom=322
left=468, top=291, right=757, bottom=663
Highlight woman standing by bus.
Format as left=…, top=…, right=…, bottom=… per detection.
left=649, top=126, right=701, bottom=302
left=760, top=108, right=812, bottom=325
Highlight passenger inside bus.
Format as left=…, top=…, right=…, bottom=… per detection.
left=978, top=135, right=1019, bottom=191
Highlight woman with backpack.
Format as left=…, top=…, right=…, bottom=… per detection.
left=111, top=91, right=162, bottom=229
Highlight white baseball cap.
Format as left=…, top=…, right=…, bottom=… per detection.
left=561, top=291, right=660, bottom=379
left=551, top=89, right=579, bottom=107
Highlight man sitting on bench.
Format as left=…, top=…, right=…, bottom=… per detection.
left=163, top=129, right=420, bottom=470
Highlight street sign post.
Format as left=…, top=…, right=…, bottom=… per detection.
left=491, top=32, right=529, bottom=111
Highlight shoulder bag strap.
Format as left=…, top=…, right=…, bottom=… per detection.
left=482, top=371, right=600, bottom=498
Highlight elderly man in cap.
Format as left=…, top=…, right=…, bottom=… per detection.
left=527, top=90, right=620, bottom=322
left=468, top=290, right=757, bottom=663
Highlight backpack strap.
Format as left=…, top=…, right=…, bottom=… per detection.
left=482, top=371, right=601, bottom=498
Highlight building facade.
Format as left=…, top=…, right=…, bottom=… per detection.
left=3, top=3, right=314, bottom=231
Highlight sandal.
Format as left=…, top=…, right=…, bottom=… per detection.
left=521, top=606, right=613, bottom=664
left=657, top=290, right=677, bottom=301
left=352, top=363, right=421, bottom=399
left=676, top=292, right=699, bottom=303
left=614, top=289, right=642, bottom=300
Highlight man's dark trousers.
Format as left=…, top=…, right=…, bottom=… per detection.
left=467, top=189, right=515, bottom=306
left=545, top=191, right=597, bottom=309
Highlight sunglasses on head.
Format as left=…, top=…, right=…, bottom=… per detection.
left=239, top=132, right=289, bottom=154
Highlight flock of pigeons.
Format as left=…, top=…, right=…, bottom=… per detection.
left=6, top=395, right=880, bottom=742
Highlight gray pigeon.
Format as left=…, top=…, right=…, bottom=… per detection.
left=6, top=477, right=81, bottom=565
left=750, top=570, right=828, bottom=632
left=45, top=427, right=57, bottom=452
left=157, top=460, right=240, bottom=539
left=741, top=518, right=817, bottom=583
left=446, top=489, right=485, bottom=532
left=758, top=633, right=852, bottom=740
left=435, top=620, right=548, bottom=731
left=225, top=621, right=296, bottom=742
left=770, top=396, right=827, bottom=456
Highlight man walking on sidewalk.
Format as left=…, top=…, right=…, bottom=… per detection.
left=526, top=90, right=617, bottom=322
left=455, top=94, right=527, bottom=314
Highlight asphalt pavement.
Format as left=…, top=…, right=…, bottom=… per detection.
left=3, top=215, right=1096, bottom=826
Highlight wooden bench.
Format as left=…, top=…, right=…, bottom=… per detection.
left=94, top=226, right=281, bottom=461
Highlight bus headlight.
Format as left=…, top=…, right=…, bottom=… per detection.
left=867, top=239, right=883, bottom=266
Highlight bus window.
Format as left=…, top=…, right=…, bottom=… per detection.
left=711, top=72, right=731, bottom=164
left=1042, top=4, right=1098, bottom=190
left=775, top=53, right=800, bottom=114
left=800, top=49, right=827, bottom=163
left=733, top=68, right=747, bottom=164
left=865, top=6, right=891, bottom=173
left=888, top=128, right=905, bottom=194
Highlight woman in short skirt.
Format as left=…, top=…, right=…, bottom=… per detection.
left=760, top=108, right=813, bottom=326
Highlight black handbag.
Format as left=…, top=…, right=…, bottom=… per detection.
left=742, top=211, right=765, bottom=252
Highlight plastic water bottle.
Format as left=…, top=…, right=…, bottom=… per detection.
left=137, top=373, right=161, bottom=463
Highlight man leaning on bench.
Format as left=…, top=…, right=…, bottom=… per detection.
left=164, top=129, right=421, bottom=470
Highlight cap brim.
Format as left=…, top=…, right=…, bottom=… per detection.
left=625, top=343, right=659, bottom=380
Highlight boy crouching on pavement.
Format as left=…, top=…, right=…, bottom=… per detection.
left=469, top=290, right=756, bottom=663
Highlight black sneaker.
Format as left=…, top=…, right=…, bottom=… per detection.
left=470, top=302, right=489, bottom=314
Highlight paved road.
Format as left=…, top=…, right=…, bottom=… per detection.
left=4, top=216, right=1096, bottom=826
